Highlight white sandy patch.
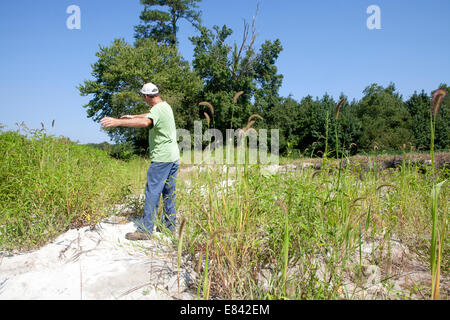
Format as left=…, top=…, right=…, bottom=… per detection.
left=0, top=221, right=197, bottom=300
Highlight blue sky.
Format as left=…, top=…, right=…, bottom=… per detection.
left=1, top=0, right=449, bottom=144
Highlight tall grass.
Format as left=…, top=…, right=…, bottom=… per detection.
left=2, top=116, right=448, bottom=300
left=0, top=125, right=135, bottom=251
left=429, top=89, right=448, bottom=300
left=177, top=217, right=187, bottom=297
left=276, top=200, right=290, bottom=298
left=175, top=147, right=448, bottom=299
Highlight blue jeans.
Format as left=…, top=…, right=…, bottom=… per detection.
left=137, top=161, right=179, bottom=234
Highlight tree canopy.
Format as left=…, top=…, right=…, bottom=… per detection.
left=78, top=38, right=202, bottom=153
left=79, top=1, right=449, bottom=157
left=135, top=0, right=202, bottom=46
left=355, top=83, right=413, bottom=151
left=190, top=23, right=283, bottom=132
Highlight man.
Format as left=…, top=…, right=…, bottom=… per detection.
left=101, top=83, right=180, bottom=240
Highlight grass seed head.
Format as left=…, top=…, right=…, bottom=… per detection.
left=248, top=114, right=264, bottom=123
left=335, top=98, right=346, bottom=119
left=376, top=184, right=396, bottom=192
left=199, top=101, right=215, bottom=116
left=245, top=120, right=255, bottom=131
left=204, top=112, right=211, bottom=125
left=431, top=89, right=447, bottom=116
left=178, top=217, right=187, bottom=239
left=233, top=91, right=244, bottom=104
left=373, top=142, right=379, bottom=151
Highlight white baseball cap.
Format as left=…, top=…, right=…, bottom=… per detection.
left=140, top=83, right=159, bottom=96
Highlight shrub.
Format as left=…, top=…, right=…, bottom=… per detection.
left=0, top=128, right=132, bottom=251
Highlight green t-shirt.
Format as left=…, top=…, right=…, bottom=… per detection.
left=146, top=101, right=180, bottom=163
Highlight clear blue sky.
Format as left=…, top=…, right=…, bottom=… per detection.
left=1, top=0, right=449, bottom=144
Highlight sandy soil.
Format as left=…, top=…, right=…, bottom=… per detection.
left=0, top=218, right=197, bottom=300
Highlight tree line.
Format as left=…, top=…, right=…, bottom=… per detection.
left=78, top=0, right=449, bottom=157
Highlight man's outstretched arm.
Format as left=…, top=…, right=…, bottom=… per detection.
left=120, top=114, right=150, bottom=119
left=100, top=117, right=152, bottom=129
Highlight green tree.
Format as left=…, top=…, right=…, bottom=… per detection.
left=135, top=0, right=202, bottom=46
left=405, top=90, right=431, bottom=150
left=355, top=83, right=413, bottom=152
left=268, top=93, right=361, bottom=157
left=404, top=86, right=450, bottom=151
left=78, top=38, right=202, bottom=153
left=294, top=94, right=334, bottom=156
left=190, top=22, right=283, bottom=133
left=333, top=98, right=361, bottom=155
left=264, top=96, right=301, bottom=153
left=190, top=25, right=237, bottom=130
left=254, top=39, right=284, bottom=119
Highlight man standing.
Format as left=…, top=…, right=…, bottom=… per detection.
left=101, top=83, right=180, bottom=240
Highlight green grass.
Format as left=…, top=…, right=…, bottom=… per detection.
left=0, top=127, right=140, bottom=251
left=1, top=125, right=448, bottom=300
left=429, top=89, right=448, bottom=300
left=174, top=157, right=449, bottom=300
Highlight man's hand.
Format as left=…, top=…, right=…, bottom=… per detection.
left=100, top=117, right=120, bottom=128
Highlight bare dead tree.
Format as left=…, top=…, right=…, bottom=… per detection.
left=232, top=2, right=260, bottom=80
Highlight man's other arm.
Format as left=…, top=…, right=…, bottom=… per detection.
left=120, top=114, right=150, bottom=119
left=100, top=117, right=152, bottom=129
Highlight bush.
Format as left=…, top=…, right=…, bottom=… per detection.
left=0, top=128, right=132, bottom=251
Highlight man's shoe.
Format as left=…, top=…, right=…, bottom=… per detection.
left=125, top=232, right=152, bottom=241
